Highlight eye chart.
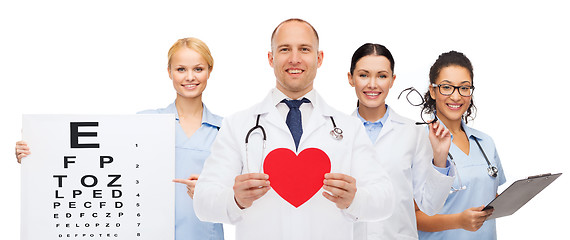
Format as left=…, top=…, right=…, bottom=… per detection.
left=21, top=115, right=174, bottom=240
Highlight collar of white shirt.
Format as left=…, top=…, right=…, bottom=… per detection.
left=271, top=88, right=316, bottom=124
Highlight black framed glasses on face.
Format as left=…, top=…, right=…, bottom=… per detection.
left=397, top=87, right=438, bottom=125
left=431, top=83, right=475, bottom=97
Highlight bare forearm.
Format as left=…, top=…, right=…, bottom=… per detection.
left=416, top=210, right=462, bottom=232
left=415, top=201, right=493, bottom=232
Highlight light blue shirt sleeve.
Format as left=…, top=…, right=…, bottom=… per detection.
left=433, top=159, right=451, bottom=176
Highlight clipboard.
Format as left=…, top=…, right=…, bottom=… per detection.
left=484, top=173, right=562, bottom=220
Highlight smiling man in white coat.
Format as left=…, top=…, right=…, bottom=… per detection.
left=193, top=18, right=395, bottom=240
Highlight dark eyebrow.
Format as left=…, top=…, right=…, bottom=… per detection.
left=440, top=80, right=472, bottom=85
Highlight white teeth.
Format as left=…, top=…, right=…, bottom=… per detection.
left=184, top=84, right=197, bottom=88
left=288, top=69, right=302, bottom=74
left=365, top=93, right=379, bottom=96
left=448, top=104, right=461, bottom=108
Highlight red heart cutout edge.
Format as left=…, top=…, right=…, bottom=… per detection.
left=263, top=148, right=331, bottom=208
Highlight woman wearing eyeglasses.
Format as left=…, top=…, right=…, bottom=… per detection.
left=416, top=50, right=506, bottom=240
left=347, top=43, right=455, bottom=240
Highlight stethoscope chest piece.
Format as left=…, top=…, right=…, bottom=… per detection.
left=488, top=166, right=498, bottom=178
left=328, top=116, right=343, bottom=140
left=473, top=137, right=498, bottom=178
left=330, top=127, right=343, bottom=140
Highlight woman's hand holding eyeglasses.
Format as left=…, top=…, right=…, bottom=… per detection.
left=427, top=121, right=451, bottom=168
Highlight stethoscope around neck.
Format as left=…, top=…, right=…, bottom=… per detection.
left=245, top=115, right=267, bottom=173
left=449, top=137, right=498, bottom=193
left=473, top=137, right=499, bottom=178
left=244, top=114, right=343, bottom=173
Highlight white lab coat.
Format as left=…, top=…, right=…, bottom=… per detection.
left=352, top=108, right=455, bottom=240
left=194, top=90, right=394, bottom=240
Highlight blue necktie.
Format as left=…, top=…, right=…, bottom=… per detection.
left=281, top=98, right=310, bottom=150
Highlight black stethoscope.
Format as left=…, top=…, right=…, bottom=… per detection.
left=244, top=114, right=343, bottom=173
left=473, top=137, right=499, bottom=178
left=423, top=110, right=497, bottom=178
left=449, top=137, right=498, bottom=194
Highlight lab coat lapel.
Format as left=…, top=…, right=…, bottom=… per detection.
left=376, top=118, right=394, bottom=142
left=350, top=107, right=402, bottom=144
left=301, top=92, right=331, bottom=147
left=252, top=91, right=291, bottom=136
left=376, top=108, right=406, bottom=142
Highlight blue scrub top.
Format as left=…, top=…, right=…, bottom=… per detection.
left=418, top=121, right=506, bottom=240
left=139, top=102, right=224, bottom=240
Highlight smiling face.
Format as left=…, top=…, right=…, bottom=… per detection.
left=168, top=47, right=211, bottom=100
left=348, top=55, right=395, bottom=117
left=430, top=65, right=473, bottom=124
left=268, top=21, right=323, bottom=99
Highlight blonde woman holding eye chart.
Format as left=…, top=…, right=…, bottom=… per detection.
left=16, top=37, right=225, bottom=240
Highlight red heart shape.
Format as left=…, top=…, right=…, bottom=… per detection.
left=263, top=148, right=331, bottom=208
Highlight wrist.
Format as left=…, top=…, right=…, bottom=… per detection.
left=234, top=196, right=246, bottom=210
left=432, top=155, right=448, bottom=168
left=452, top=213, right=465, bottom=230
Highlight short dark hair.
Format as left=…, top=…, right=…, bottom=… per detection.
left=422, top=50, right=477, bottom=123
left=349, top=43, right=395, bottom=75
left=270, top=18, right=319, bottom=48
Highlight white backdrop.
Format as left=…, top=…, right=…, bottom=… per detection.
left=1, top=0, right=568, bottom=239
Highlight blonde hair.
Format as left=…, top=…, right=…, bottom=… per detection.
left=167, top=37, right=213, bottom=71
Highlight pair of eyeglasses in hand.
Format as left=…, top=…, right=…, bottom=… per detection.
left=398, top=87, right=467, bottom=193
left=397, top=87, right=437, bottom=125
